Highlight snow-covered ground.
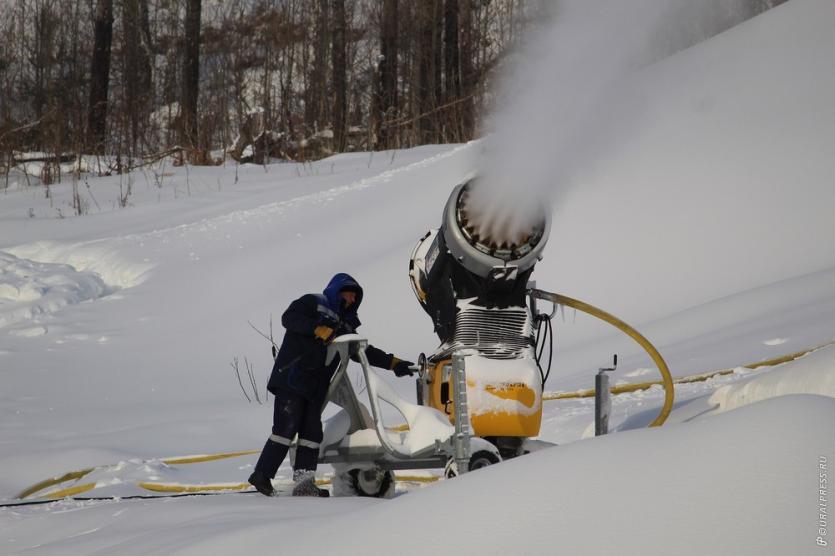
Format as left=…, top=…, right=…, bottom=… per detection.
left=2, top=0, right=835, bottom=554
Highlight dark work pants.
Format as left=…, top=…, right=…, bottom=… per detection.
left=254, top=389, right=325, bottom=478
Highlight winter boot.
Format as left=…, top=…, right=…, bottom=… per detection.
left=292, top=470, right=329, bottom=497
left=248, top=470, right=275, bottom=497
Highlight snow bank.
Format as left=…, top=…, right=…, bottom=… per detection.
left=709, top=343, right=835, bottom=414
left=0, top=251, right=111, bottom=330
left=627, top=341, right=835, bottom=430
left=6, top=241, right=152, bottom=291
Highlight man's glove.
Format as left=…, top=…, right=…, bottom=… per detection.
left=391, top=357, right=416, bottom=377
left=313, top=325, right=335, bottom=343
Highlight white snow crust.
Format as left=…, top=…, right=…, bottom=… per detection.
left=709, top=343, right=835, bottom=414
left=0, top=251, right=110, bottom=331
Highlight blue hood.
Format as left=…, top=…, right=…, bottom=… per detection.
left=322, top=273, right=363, bottom=326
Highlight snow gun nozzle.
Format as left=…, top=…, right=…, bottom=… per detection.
left=454, top=180, right=547, bottom=262
left=438, top=179, right=552, bottom=283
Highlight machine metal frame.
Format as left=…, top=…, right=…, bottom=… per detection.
left=318, top=335, right=474, bottom=474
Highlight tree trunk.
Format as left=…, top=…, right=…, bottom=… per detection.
left=122, top=0, right=152, bottom=154
left=378, top=0, right=398, bottom=148
left=416, top=2, right=435, bottom=144
left=181, top=0, right=202, bottom=149
left=458, top=0, right=475, bottom=139
left=87, top=0, right=113, bottom=154
left=305, top=0, right=329, bottom=133
left=31, top=3, right=57, bottom=149
left=331, top=0, right=347, bottom=152
left=433, top=0, right=443, bottom=134
left=444, top=0, right=461, bottom=140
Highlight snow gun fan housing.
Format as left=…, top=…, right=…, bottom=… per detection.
left=409, top=179, right=551, bottom=457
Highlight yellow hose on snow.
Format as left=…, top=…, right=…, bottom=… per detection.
left=139, top=482, right=252, bottom=493
left=38, top=482, right=97, bottom=499
left=161, top=450, right=260, bottom=465
left=530, top=289, right=675, bottom=427
left=16, top=451, right=260, bottom=499
left=15, top=468, right=95, bottom=500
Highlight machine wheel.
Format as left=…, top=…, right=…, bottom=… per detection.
left=444, top=450, right=502, bottom=478
left=352, top=467, right=395, bottom=498
left=469, top=450, right=501, bottom=470
left=333, top=466, right=395, bottom=498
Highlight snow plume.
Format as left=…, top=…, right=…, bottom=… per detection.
left=471, top=0, right=758, bottom=246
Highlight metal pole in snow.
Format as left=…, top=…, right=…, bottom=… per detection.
left=595, top=354, right=617, bottom=436
left=451, top=352, right=472, bottom=474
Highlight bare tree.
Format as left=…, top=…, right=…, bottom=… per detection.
left=331, top=0, right=347, bottom=152
left=432, top=0, right=443, bottom=125
left=88, top=0, right=113, bottom=154
left=377, top=0, right=398, bottom=148
left=415, top=1, right=435, bottom=143
left=181, top=0, right=202, bottom=150
left=459, top=0, right=475, bottom=138
left=444, top=0, right=461, bottom=140
left=305, top=0, right=329, bottom=134
left=121, top=0, right=152, bottom=156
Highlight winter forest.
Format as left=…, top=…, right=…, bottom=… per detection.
left=1, top=0, right=784, bottom=180
left=0, top=0, right=533, bottom=174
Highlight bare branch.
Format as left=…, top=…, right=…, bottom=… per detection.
left=231, top=356, right=252, bottom=402
left=245, top=357, right=262, bottom=404
left=248, top=319, right=279, bottom=353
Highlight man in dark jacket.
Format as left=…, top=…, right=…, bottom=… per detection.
left=248, top=273, right=415, bottom=497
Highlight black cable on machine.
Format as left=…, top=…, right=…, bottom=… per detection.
left=533, top=313, right=548, bottom=387
left=533, top=311, right=555, bottom=388
left=533, top=314, right=543, bottom=383
left=543, top=316, right=554, bottom=385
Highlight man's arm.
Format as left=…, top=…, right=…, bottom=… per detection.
left=364, top=344, right=396, bottom=370
left=356, top=344, right=415, bottom=376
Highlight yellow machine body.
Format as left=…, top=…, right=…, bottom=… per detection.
left=426, top=358, right=543, bottom=438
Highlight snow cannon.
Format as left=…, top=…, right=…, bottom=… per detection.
left=409, top=178, right=551, bottom=458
